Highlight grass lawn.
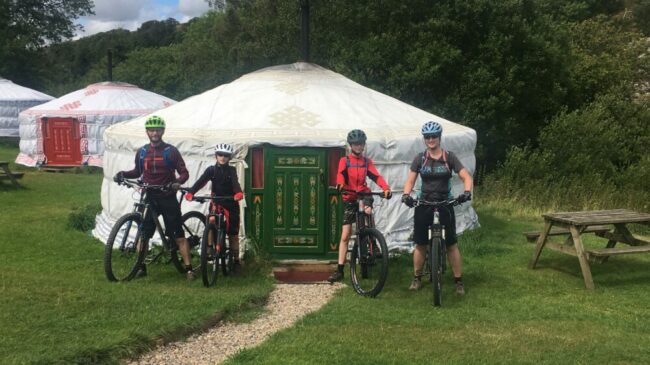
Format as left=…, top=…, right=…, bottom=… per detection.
left=224, top=202, right=650, bottom=365
left=0, top=142, right=274, bottom=364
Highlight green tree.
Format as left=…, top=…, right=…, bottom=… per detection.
left=0, top=0, right=93, bottom=87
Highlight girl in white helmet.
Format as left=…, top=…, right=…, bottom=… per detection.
left=185, top=143, right=244, bottom=273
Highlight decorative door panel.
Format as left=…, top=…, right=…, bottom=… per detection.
left=42, top=118, right=81, bottom=165
left=265, top=147, right=326, bottom=254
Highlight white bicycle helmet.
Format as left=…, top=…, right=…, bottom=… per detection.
left=214, top=143, right=234, bottom=156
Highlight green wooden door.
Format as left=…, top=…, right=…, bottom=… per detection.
left=265, top=147, right=327, bottom=255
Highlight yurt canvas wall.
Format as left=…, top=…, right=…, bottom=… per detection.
left=94, top=63, right=479, bottom=256
left=16, top=82, right=175, bottom=167
left=0, top=78, right=53, bottom=137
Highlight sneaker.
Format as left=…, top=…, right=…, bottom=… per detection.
left=233, top=262, right=242, bottom=275
left=327, top=271, right=344, bottom=283
left=409, top=276, right=422, bottom=291
left=455, top=281, right=465, bottom=296
left=135, top=266, right=147, bottom=278
left=186, top=270, right=196, bottom=281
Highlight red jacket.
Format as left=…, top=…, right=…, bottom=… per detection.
left=336, top=154, right=389, bottom=202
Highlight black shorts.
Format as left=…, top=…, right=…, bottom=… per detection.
left=211, top=201, right=240, bottom=235
left=343, top=197, right=374, bottom=225
left=142, top=195, right=185, bottom=240
left=413, top=204, right=457, bottom=246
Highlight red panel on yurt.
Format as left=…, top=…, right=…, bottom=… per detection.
left=42, top=117, right=81, bottom=165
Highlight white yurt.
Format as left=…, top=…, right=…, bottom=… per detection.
left=0, top=78, right=53, bottom=137
left=94, top=63, right=479, bottom=258
left=16, top=82, right=175, bottom=167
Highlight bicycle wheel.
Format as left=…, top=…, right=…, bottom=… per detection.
left=175, top=211, right=206, bottom=273
left=200, top=224, right=219, bottom=287
left=104, top=213, right=148, bottom=282
left=220, top=234, right=234, bottom=276
left=350, top=227, right=389, bottom=297
left=432, top=238, right=443, bottom=306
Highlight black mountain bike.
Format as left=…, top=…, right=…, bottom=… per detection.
left=342, top=189, right=390, bottom=298
left=187, top=194, right=236, bottom=287
left=413, top=197, right=463, bottom=306
left=104, top=179, right=205, bottom=281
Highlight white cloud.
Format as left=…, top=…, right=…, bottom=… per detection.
left=75, top=0, right=212, bottom=38
left=91, top=0, right=151, bottom=21
left=178, top=0, right=211, bottom=17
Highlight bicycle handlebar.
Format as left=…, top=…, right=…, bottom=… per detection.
left=118, top=178, right=169, bottom=192
left=340, top=188, right=386, bottom=197
left=414, top=198, right=464, bottom=207
left=186, top=194, right=235, bottom=203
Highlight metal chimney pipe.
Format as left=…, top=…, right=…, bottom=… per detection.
left=107, top=49, right=113, bottom=81
left=300, top=0, right=310, bottom=62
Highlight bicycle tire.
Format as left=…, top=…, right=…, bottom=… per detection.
left=350, top=227, right=389, bottom=297
left=432, top=238, right=443, bottom=306
left=220, top=234, right=234, bottom=276
left=201, top=224, right=219, bottom=287
left=174, top=211, right=206, bottom=273
left=104, top=213, right=148, bottom=282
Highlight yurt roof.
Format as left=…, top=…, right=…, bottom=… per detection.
left=0, top=78, right=53, bottom=102
left=21, top=81, right=175, bottom=116
left=105, top=63, right=474, bottom=147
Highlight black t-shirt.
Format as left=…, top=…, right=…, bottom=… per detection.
left=410, top=150, right=464, bottom=201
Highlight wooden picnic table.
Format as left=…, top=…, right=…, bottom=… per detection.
left=0, top=161, right=24, bottom=186
left=528, top=209, right=650, bottom=289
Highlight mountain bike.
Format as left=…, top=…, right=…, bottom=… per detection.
left=186, top=194, right=236, bottom=287
left=342, top=189, right=390, bottom=298
left=412, top=197, right=464, bottom=306
left=104, top=179, right=205, bottom=282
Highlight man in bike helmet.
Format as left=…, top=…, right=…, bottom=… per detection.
left=184, top=143, right=245, bottom=274
left=327, top=129, right=392, bottom=283
left=401, top=121, right=473, bottom=294
left=113, top=115, right=195, bottom=280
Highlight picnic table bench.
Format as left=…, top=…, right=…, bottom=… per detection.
left=528, top=209, right=650, bottom=289
left=0, top=161, right=24, bottom=186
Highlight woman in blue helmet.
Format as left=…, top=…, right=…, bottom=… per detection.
left=401, top=121, right=473, bottom=295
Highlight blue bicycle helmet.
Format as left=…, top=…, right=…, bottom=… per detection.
left=421, top=121, right=442, bottom=137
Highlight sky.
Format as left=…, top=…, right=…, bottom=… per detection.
left=75, top=0, right=214, bottom=38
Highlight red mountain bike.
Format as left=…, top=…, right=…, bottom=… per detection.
left=187, top=194, right=236, bottom=287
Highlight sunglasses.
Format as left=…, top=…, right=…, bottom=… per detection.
left=216, top=152, right=232, bottom=158
left=424, top=135, right=440, bottom=140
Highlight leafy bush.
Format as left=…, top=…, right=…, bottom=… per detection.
left=67, top=203, right=101, bottom=232
left=483, top=90, right=650, bottom=210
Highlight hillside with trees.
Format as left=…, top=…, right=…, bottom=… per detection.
left=2, top=0, right=648, bottom=209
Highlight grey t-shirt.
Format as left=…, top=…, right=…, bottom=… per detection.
left=410, top=150, right=464, bottom=201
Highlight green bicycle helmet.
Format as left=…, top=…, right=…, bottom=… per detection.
left=145, top=115, right=166, bottom=129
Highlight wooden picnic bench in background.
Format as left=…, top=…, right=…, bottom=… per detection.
left=0, top=161, right=24, bottom=186
left=528, top=209, right=650, bottom=289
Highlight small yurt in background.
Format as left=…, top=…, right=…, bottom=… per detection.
left=16, top=82, right=175, bottom=167
left=94, top=63, right=479, bottom=259
left=0, top=78, right=53, bottom=137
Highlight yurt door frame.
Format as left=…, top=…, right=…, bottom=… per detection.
left=41, top=117, right=82, bottom=166
left=247, top=145, right=344, bottom=259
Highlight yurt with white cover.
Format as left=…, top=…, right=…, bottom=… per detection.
left=94, top=63, right=479, bottom=259
left=16, top=82, right=175, bottom=167
left=0, top=78, right=53, bottom=137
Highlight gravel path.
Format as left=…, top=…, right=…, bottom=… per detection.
left=129, top=283, right=344, bottom=365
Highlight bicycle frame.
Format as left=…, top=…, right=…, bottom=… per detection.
left=118, top=180, right=177, bottom=263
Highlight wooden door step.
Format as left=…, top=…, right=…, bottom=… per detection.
left=272, top=260, right=336, bottom=283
